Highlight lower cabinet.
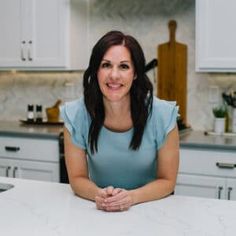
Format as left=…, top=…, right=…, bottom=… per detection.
left=175, top=148, right=236, bottom=200
left=176, top=174, right=236, bottom=200
left=0, top=158, right=59, bottom=182
left=0, top=136, right=60, bottom=182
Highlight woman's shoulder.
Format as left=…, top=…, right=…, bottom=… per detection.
left=150, top=96, right=178, bottom=127
left=63, top=97, right=86, bottom=114
left=60, top=97, right=89, bottom=125
left=152, top=96, right=177, bottom=115
left=150, top=96, right=179, bottom=149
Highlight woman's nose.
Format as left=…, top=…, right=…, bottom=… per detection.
left=110, top=67, right=119, bottom=80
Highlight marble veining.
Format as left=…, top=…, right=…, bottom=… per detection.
left=1, top=177, right=236, bottom=236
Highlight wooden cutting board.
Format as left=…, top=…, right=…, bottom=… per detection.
left=157, top=20, right=187, bottom=125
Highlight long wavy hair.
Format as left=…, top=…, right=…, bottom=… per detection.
left=83, top=31, right=153, bottom=153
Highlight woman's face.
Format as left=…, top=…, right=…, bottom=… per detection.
left=97, top=45, right=135, bottom=103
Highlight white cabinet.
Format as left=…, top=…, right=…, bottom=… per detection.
left=0, top=136, right=60, bottom=182
left=175, top=148, right=236, bottom=200
left=0, top=0, right=70, bottom=69
left=196, top=0, right=236, bottom=72
left=0, top=158, right=59, bottom=182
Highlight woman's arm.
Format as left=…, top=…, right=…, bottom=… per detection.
left=103, top=126, right=179, bottom=211
left=131, top=125, right=179, bottom=204
left=64, top=127, right=100, bottom=201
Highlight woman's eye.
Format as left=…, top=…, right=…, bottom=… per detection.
left=101, top=63, right=111, bottom=68
left=120, top=64, right=129, bottom=70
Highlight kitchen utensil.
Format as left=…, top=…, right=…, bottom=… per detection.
left=222, top=91, right=236, bottom=108
left=46, top=100, right=62, bottom=122
left=157, top=20, right=188, bottom=124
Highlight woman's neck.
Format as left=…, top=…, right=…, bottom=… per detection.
left=103, top=97, right=130, bottom=118
left=103, top=96, right=133, bottom=132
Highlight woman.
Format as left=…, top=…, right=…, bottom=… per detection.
left=60, top=31, right=179, bottom=212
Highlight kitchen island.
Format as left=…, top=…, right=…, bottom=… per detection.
left=0, top=177, right=235, bottom=236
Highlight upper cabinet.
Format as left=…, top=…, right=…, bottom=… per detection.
left=196, top=0, right=236, bottom=72
left=0, top=0, right=70, bottom=69
left=0, top=0, right=89, bottom=70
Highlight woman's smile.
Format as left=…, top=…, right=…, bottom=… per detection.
left=106, top=82, right=123, bottom=90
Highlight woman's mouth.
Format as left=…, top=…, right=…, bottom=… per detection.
left=106, top=83, right=123, bottom=90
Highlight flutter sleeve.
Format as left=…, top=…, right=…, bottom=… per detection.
left=59, top=98, right=87, bottom=149
left=154, top=99, right=179, bottom=150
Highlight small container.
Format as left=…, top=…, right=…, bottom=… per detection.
left=35, top=105, right=43, bottom=123
left=214, top=117, right=225, bottom=134
left=27, top=104, right=34, bottom=122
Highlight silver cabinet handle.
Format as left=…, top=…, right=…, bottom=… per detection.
left=218, top=186, right=223, bottom=199
left=216, top=162, right=236, bottom=169
left=28, top=40, right=33, bottom=61
left=6, top=166, right=11, bottom=177
left=21, top=41, right=26, bottom=61
left=13, top=167, right=18, bottom=178
left=227, top=187, right=233, bottom=200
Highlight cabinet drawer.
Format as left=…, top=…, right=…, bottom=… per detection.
left=179, top=148, right=236, bottom=178
left=0, top=136, right=59, bottom=162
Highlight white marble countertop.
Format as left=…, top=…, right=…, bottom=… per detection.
left=0, top=177, right=236, bottom=236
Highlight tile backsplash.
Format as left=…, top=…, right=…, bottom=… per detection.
left=0, top=0, right=236, bottom=131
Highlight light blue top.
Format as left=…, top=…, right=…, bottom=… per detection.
left=60, top=96, right=178, bottom=189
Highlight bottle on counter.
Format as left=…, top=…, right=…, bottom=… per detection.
left=27, top=104, right=34, bottom=122
left=35, top=105, right=43, bottom=123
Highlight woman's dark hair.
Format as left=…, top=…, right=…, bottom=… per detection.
left=83, top=30, right=153, bottom=153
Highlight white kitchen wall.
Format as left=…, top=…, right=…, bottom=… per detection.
left=0, top=0, right=236, bottom=130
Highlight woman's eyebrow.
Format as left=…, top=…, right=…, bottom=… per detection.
left=101, top=59, right=110, bottom=62
left=120, top=60, right=130, bottom=63
left=101, top=59, right=131, bottom=63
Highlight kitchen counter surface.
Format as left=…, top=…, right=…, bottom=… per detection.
left=0, top=176, right=236, bottom=236
left=0, top=121, right=63, bottom=139
left=180, top=130, right=236, bottom=151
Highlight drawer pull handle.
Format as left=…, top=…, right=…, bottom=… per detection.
left=5, top=146, right=20, bottom=152
left=13, top=167, right=18, bottom=178
left=227, top=187, right=233, bottom=200
left=218, top=186, right=223, bottom=199
left=6, top=166, right=11, bottom=177
left=216, top=162, right=236, bottom=169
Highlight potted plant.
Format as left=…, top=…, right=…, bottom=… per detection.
left=212, top=106, right=227, bottom=134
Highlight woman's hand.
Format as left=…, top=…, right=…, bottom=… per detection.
left=95, top=186, right=134, bottom=212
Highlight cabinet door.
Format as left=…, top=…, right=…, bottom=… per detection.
left=175, top=174, right=226, bottom=199
left=0, top=0, right=23, bottom=67
left=226, top=179, right=236, bottom=201
left=0, top=0, right=69, bottom=69
left=196, top=0, right=236, bottom=72
left=0, top=160, right=11, bottom=177
left=0, top=158, right=59, bottom=182
left=26, top=0, right=69, bottom=67
left=13, top=159, right=59, bottom=182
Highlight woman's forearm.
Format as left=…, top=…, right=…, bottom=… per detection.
left=130, top=179, right=176, bottom=205
left=69, top=177, right=101, bottom=201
